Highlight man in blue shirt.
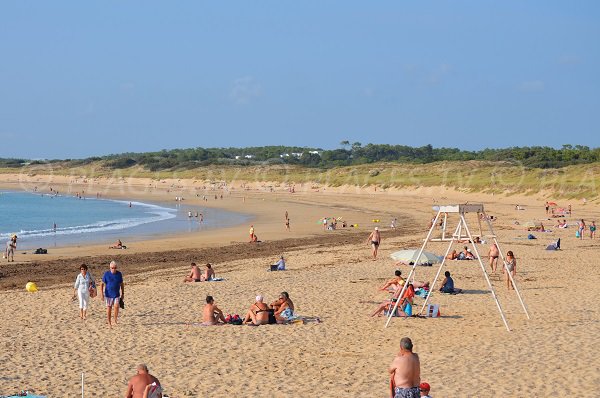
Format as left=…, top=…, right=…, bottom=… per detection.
left=101, top=260, right=124, bottom=327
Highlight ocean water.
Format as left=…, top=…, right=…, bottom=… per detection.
left=0, top=191, right=252, bottom=250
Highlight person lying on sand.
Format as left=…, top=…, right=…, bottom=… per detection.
left=371, top=284, right=415, bottom=317
left=243, top=295, right=270, bottom=325
left=439, top=271, right=462, bottom=294
left=446, top=249, right=458, bottom=260
left=202, top=295, right=226, bottom=325
left=109, top=239, right=126, bottom=249
left=270, top=292, right=295, bottom=323
left=183, top=262, right=202, bottom=282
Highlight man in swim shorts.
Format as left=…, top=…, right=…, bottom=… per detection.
left=367, top=227, right=381, bottom=260
left=488, top=243, right=499, bottom=273
left=183, top=262, right=202, bottom=282
left=389, top=337, right=421, bottom=398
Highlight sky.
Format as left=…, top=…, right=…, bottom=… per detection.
left=0, top=1, right=599, bottom=159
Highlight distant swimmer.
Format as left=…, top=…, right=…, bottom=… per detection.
left=129, top=202, right=132, bottom=208
left=188, top=211, right=192, bottom=218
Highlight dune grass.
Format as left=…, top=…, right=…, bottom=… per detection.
left=2, top=160, right=599, bottom=199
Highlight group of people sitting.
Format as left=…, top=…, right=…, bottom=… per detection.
left=201, top=292, right=295, bottom=326
left=446, top=246, right=477, bottom=260
left=371, top=269, right=462, bottom=318
left=183, top=262, right=215, bottom=282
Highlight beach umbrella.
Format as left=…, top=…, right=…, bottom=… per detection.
left=548, top=202, right=558, bottom=206
left=390, top=249, right=442, bottom=265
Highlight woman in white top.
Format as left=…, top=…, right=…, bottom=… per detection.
left=73, top=264, right=95, bottom=320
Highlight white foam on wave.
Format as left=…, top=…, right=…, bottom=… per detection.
left=0, top=199, right=176, bottom=240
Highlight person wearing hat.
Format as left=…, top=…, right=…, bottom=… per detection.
left=419, top=382, right=432, bottom=397
left=367, top=227, right=381, bottom=260
left=5, top=234, right=17, bottom=262
left=242, top=295, right=269, bottom=325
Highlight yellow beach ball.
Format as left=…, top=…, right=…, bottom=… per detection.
left=25, top=282, right=38, bottom=293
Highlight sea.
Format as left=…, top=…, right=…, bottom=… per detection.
left=0, top=191, right=252, bottom=250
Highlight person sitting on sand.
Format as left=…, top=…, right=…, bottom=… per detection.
left=201, top=263, right=215, bottom=281
left=380, top=270, right=406, bottom=292
left=124, top=363, right=161, bottom=398
left=446, top=249, right=458, bottom=260
left=371, top=283, right=415, bottom=317
left=243, top=295, right=270, bottom=325
left=183, top=262, right=202, bottom=282
left=202, top=295, right=226, bottom=325
left=270, top=256, right=286, bottom=271
left=439, top=271, right=462, bottom=294
left=270, top=292, right=295, bottom=323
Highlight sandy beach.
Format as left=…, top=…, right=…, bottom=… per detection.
left=1, top=175, right=600, bottom=397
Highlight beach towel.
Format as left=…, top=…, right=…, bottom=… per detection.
left=146, top=383, right=163, bottom=398
left=208, top=277, right=225, bottom=282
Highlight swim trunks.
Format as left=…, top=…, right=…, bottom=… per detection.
left=394, top=386, right=420, bottom=398
left=371, top=241, right=380, bottom=247
left=194, top=279, right=202, bottom=282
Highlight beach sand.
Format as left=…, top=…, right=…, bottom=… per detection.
left=1, top=175, right=599, bottom=397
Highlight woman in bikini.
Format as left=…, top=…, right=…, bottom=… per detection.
left=504, top=251, right=517, bottom=290
left=243, top=295, right=270, bottom=325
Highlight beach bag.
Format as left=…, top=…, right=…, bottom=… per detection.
left=146, top=383, right=163, bottom=398
left=575, top=230, right=580, bottom=238
left=404, top=302, right=413, bottom=317
left=425, top=304, right=440, bottom=318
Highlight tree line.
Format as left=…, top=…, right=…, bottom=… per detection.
left=3, top=143, right=600, bottom=171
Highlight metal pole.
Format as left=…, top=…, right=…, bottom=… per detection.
left=461, top=213, right=511, bottom=332
left=418, top=221, right=462, bottom=315
left=81, top=372, right=84, bottom=398
left=484, top=216, right=531, bottom=320
left=385, top=210, right=441, bottom=328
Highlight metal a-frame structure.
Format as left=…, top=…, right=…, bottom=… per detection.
left=385, top=204, right=530, bottom=331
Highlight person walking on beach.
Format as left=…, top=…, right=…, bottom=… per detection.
left=367, top=227, right=381, bottom=260
left=249, top=225, right=255, bottom=242
left=578, top=219, right=586, bottom=240
left=125, top=363, right=161, bottom=398
left=5, top=235, right=17, bottom=262
left=504, top=251, right=517, bottom=290
left=73, top=264, right=95, bottom=320
left=590, top=221, right=596, bottom=239
left=389, top=337, right=421, bottom=398
left=488, top=243, right=500, bottom=273
left=101, top=260, right=124, bottom=327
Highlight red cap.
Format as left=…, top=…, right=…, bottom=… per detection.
left=419, top=382, right=431, bottom=391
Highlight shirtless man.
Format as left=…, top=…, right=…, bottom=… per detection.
left=202, top=263, right=215, bottom=281
left=183, top=262, right=202, bottom=282
left=380, top=270, right=406, bottom=291
left=202, top=295, right=226, bottom=325
left=367, top=227, right=381, bottom=260
left=389, top=337, right=421, bottom=398
left=124, top=363, right=161, bottom=398
left=488, top=243, right=500, bottom=273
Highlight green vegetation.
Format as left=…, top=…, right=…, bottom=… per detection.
left=3, top=144, right=600, bottom=198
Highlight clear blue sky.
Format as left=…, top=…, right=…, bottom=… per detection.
left=1, top=1, right=598, bottom=159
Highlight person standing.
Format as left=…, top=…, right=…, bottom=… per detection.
left=101, top=260, right=124, bottom=327
left=488, top=243, right=499, bottom=273
left=367, top=227, right=381, bottom=260
left=578, top=219, right=586, bottom=240
left=5, top=235, right=17, bottom=262
left=504, top=251, right=517, bottom=290
left=389, top=337, right=421, bottom=398
left=590, top=221, right=596, bottom=239
left=125, top=363, right=161, bottom=398
left=249, top=225, right=255, bottom=242
left=73, top=264, right=95, bottom=320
